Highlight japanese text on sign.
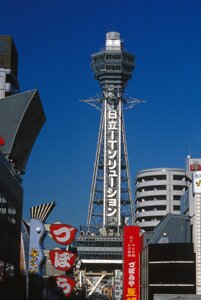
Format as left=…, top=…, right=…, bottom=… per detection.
left=49, top=250, right=76, bottom=271
left=107, top=109, right=118, bottom=218
left=50, top=224, right=77, bottom=245
left=123, top=226, right=140, bottom=300
left=29, top=248, right=39, bottom=273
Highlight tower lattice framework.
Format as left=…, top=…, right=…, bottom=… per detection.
left=84, top=32, right=141, bottom=234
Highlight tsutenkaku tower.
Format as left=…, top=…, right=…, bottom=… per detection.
left=85, top=32, right=139, bottom=235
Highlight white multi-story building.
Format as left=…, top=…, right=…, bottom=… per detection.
left=0, top=36, right=19, bottom=99
left=134, top=168, right=191, bottom=231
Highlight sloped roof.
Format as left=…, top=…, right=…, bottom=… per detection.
left=0, top=89, right=46, bottom=173
left=148, top=213, right=191, bottom=244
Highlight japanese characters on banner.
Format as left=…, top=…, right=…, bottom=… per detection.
left=56, top=276, right=76, bottom=297
left=106, top=106, right=119, bottom=224
left=29, top=218, right=46, bottom=274
left=28, top=220, right=77, bottom=297
left=50, top=224, right=77, bottom=245
left=49, top=223, right=78, bottom=297
left=188, top=158, right=201, bottom=172
left=49, top=250, right=76, bottom=271
left=193, top=171, right=201, bottom=194
left=123, top=226, right=140, bottom=300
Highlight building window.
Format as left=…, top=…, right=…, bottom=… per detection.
left=173, top=205, right=180, bottom=211
left=106, top=54, right=121, bottom=60
left=0, top=195, right=7, bottom=216
left=0, top=260, right=4, bottom=282
left=0, top=194, right=16, bottom=224
left=173, top=175, right=185, bottom=181
left=173, top=185, right=186, bottom=191
left=8, top=203, right=16, bottom=224
left=106, top=65, right=121, bottom=70
left=173, top=195, right=181, bottom=200
left=0, top=261, right=14, bottom=282
left=5, top=263, right=14, bottom=279
left=136, top=195, right=167, bottom=202
left=137, top=175, right=166, bottom=183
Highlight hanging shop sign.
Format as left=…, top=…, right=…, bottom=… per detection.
left=29, top=248, right=39, bottom=273
left=50, top=224, right=77, bottom=245
left=49, top=249, right=77, bottom=271
left=29, top=218, right=46, bottom=274
left=123, top=226, right=140, bottom=300
left=48, top=223, right=78, bottom=297
left=188, top=158, right=201, bottom=172
left=56, top=276, right=76, bottom=297
left=29, top=219, right=78, bottom=296
left=193, top=171, right=201, bottom=194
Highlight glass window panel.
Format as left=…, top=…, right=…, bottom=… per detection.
left=0, top=260, right=4, bottom=282
left=5, top=263, right=14, bottom=278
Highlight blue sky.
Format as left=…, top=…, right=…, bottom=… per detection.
left=1, top=0, right=201, bottom=228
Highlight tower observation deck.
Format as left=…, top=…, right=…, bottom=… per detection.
left=87, top=32, right=135, bottom=235
left=92, top=31, right=134, bottom=91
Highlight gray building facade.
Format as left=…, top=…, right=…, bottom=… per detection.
left=0, top=152, right=24, bottom=298
left=0, top=36, right=19, bottom=98
left=140, top=214, right=195, bottom=300
left=0, top=35, right=46, bottom=299
left=135, top=168, right=191, bottom=231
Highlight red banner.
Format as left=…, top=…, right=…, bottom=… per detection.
left=56, top=276, right=75, bottom=297
left=50, top=224, right=77, bottom=245
left=49, top=250, right=76, bottom=271
left=123, top=226, right=140, bottom=300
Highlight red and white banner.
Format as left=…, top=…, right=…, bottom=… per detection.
left=56, top=276, right=76, bottom=297
left=123, top=226, right=140, bottom=300
left=50, top=224, right=77, bottom=245
left=49, top=250, right=77, bottom=271
left=48, top=224, right=77, bottom=297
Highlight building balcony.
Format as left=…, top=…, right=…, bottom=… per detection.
left=136, top=190, right=167, bottom=198
left=136, top=180, right=167, bottom=188
left=135, top=210, right=167, bottom=219
left=135, top=200, right=167, bottom=208
left=135, top=220, right=160, bottom=228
